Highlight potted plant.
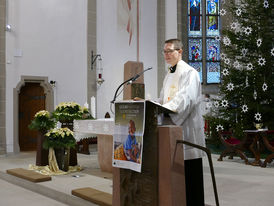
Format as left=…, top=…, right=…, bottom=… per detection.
left=52, top=102, right=90, bottom=166
left=29, top=110, right=56, bottom=166
left=29, top=110, right=56, bottom=133
left=52, top=102, right=90, bottom=124
left=43, top=127, right=76, bottom=171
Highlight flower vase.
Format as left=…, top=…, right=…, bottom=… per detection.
left=60, top=121, right=78, bottom=166
left=54, top=147, right=70, bottom=172
left=36, top=131, right=49, bottom=166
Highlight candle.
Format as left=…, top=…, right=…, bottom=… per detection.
left=90, top=96, right=96, bottom=118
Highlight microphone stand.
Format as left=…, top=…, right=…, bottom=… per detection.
left=110, top=67, right=152, bottom=104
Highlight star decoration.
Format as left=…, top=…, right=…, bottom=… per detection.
left=216, top=124, right=224, bottom=132
left=258, top=57, right=266, bottom=66
left=254, top=113, right=262, bottom=122
left=262, top=82, right=268, bottom=91
left=236, top=8, right=242, bottom=16
left=214, top=101, right=220, bottom=108
left=215, top=36, right=221, bottom=41
left=222, top=68, right=229, bottom=76
left=227, top=83, right=234, bottom=91
left=271, top=48, right=274, bottom=56
left=241, top=104, right=248, bottom=113
left=230, top=22, right=238, bottom=30
left=220, top=53, right=226, bottom=59
left=246, top=63, right=253, bottom=71
left=221, top=100, right=229, bottom=107
left=244, top=27, right=252, bottom=35
left=263, top=0, right=269, bottom=8
left=206, top=102, right=213, bottom=109
left=223, top=36, right=231, bottom=46
left=241, top=48, right=248, bottom=56
left=256, top=38, right=262, bottom=47
left=224, top=58, right=230, bottom=65
left=220, top=9, right=227, bottom=16
left=233, top=61, right=240, bottom=69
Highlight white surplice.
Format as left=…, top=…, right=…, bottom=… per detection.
left=159, top=60, right=206, bottom=160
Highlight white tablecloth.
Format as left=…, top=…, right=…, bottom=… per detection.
left=73, top=118, right=114, bottom=141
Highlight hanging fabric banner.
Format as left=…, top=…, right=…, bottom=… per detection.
left=112, top=101, right=145, bottom=173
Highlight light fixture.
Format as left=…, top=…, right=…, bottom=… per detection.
left=91, top=50, right=104, bottom=85
left=50, top=80, right=56, bottom=88
left=6, top=24, right=11, bottom=32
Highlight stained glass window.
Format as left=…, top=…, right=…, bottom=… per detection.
left=188, top=0, right=202, bottom=36
left=206, top=0, right=220, bottom=36
left=206, top=39, right=220, bottom=61
left=187, top=0, right=221, bottom=84
left=207, top=62, right=220, bottom=83
left=189, top=39, right=202, bottom=61
left=189, top=62, right=203, bottom=83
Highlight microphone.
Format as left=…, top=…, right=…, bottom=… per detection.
left=127, top=67, right=152, bottom=85
left=110, top=67, right=153, bottom=104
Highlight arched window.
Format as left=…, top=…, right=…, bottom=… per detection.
left=187, top=0, right=221, bottom=84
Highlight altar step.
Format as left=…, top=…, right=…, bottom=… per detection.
left=0, top=169, right=112, bottom=206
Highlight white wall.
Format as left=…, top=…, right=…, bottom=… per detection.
left=6, top=0, right=88, bottom=152
left=96, top=0, right=158, bottom=118
left=165, top=0, right=177, bottom=39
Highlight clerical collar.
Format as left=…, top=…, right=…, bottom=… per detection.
left=169, top=64, right=177, bottom=73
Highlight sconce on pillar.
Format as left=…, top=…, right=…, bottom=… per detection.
left=91, top=50, right=104, bottom=85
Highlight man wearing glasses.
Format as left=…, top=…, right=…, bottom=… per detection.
left=159, top=38, right=206, bottom=206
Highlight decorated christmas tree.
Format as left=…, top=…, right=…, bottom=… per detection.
left=207, top=0, right=274, bottom=140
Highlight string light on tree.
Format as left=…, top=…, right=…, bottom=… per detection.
left=233, top=61, right=240, bottom=69
left=253, top=90, right=257, bottom=100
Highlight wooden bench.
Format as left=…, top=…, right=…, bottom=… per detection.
left=217, top=131, right=250, bottom=164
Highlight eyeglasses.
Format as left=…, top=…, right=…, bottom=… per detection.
left=162, top=49, right=180, bottom=55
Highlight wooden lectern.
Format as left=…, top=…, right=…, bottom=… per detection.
left=113, top=100, right=186, bottom=206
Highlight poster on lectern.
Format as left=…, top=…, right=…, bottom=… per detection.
left=112, top=101, right=145, bottom=173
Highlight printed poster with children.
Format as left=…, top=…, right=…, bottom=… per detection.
left=112, top=101, right=145, bottom=173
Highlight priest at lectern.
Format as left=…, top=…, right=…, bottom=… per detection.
left=159, top=38, right=206, bottom=206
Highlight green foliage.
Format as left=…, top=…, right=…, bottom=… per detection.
left=28, top=110, right=56, bottom=132
left=43, top=128, right=76, bottom=149
left=210, top=0, right=274, bottom=133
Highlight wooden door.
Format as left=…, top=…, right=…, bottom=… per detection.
left=19, top=83, right=46, bottom=151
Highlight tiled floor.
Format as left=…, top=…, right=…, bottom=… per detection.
left=0, top=148, right=274, bottom=206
